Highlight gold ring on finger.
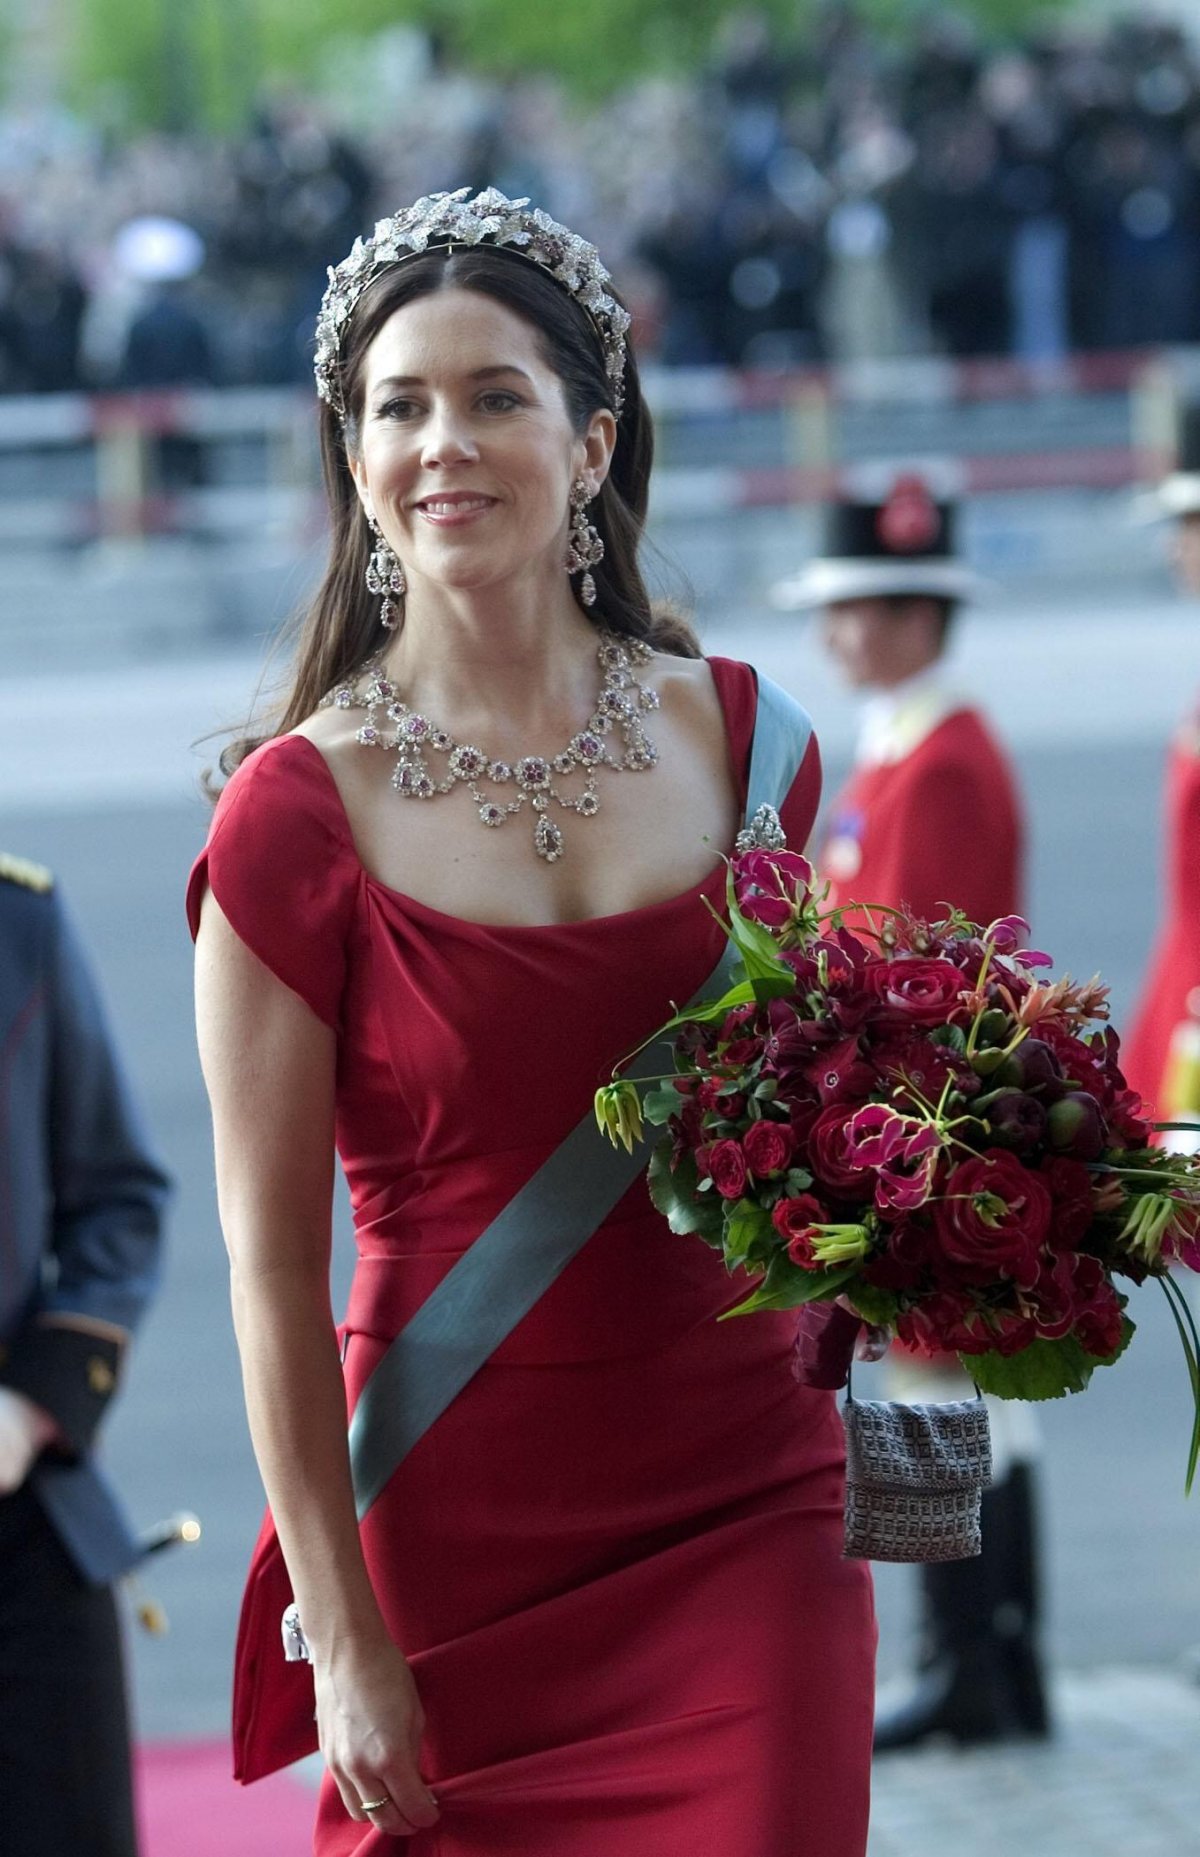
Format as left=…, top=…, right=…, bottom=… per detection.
left=359, top=1795, right=391, bottom=1813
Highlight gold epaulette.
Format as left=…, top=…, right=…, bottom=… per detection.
left=0, top=853, right=54, bottom=894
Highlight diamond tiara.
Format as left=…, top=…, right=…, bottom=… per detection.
left=313, top=186, right=632, bottom=421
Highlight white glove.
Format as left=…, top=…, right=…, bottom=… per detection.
left=0, top=1386, right=59, bottom=1495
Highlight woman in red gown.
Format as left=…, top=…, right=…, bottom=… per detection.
left=190, top=189, right=875, bottom=1855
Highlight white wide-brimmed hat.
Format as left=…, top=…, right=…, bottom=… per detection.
left=771, top=467, right=983, bottom=610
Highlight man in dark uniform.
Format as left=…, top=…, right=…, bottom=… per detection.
left=773, top=472, right=1050, bottom=1751
left=0, top=852, right=169, bottom=1856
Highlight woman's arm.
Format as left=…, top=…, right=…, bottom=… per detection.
left=194, top=892, right=439, bottom=1839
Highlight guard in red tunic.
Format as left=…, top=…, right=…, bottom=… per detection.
left=1125, top=406, right=1200, bottom=1147
left=773, top=472, right=1049, bottom=1751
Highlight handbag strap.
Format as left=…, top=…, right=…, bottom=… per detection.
left=348, top=671, right=813, bottom=1518
left=844, top=1361, right=985, bottom=1405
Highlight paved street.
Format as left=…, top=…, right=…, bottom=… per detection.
left=3, top=593, right=1198, bottom=1849
left=870, top=1671, right=1200, bottom=1856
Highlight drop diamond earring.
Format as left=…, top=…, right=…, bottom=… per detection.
left=565, top=479, right=604, bottom=608
left=365, top=516, right=406, bottom=630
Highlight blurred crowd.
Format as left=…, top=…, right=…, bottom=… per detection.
left=5, top=8, right=1200, bottom=393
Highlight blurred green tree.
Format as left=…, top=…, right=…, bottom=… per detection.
left=70, top=0, right=1069, bottom=131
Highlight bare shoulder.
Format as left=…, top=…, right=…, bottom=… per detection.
left=288, top=700, right=368, bottom=784
left=649, top=651, right=725, bottom=743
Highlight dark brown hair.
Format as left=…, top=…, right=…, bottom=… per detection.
left=218, top=244, right=698, bottom=778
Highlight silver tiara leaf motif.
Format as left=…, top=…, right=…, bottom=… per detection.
left=314, top=187, right=631, bottom=419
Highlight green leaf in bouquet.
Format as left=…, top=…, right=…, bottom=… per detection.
left=642, top=1083, right=686, bottom=1127
left=723, top=1197, right=775, bottom=1269
left=654, top=979, right=760, bottom=1037
left=1159, top=1274, right=1200, bottom=1495
left=647, top=1144, right=724, bottom=1241
left=720, top=1252, right=859, bottom=1319
left=928, top=1024, right=968, bottom=1054
left=964, top=1318, right=1134, bottom=1402
left=784, top=1166, right=814, bottom=1195
left=843, top=1283, right=900, bottom=1327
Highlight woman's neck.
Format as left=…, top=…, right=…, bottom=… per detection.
left=379, top=575, right=606, bottom=746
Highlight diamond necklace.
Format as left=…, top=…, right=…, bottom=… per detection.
left=320, top=632, right=660, bottom=863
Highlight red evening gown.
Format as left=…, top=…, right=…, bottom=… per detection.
left=187, top=656, right=876, bottom=1856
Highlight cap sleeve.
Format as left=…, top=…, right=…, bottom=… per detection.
left=186, top=736, right=360, bottom=1030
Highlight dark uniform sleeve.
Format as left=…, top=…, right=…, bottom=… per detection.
left=0, top=890, right=170, bottom=1456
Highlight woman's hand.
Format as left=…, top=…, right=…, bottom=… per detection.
left=833, top=1294, right=892, bottom=1365
left=315, top=1636, right=441, bottom=1839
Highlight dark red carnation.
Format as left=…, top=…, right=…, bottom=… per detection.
left=1036, top=1022, right=1114, bottom=1107
left=1070, top=1253, right=1125, bottom=1357
left=763, top=1000, right=814, bottom=1078
left=873, top=1032, right=981, bottom=1105
left=932, top=1150, right=1052, bottom=1289
left=802, top=1034, right=876, bottom=1106
left=668, top=1096, right=705, bottom=1169
left=742, top=1118, right=796, bottom=1179
left=696, top=1077, right=747, bottom=1119
left=1039, top=1156, right=1094, bottom=1249
left=895, top=1288, right=986, bottom=1355
left=860, top=1218, right=930, bottom=1292
left=899, top=1292, right=1036, bottom=1358
left=1029, top=1248, right=1079, bottom=1340
left=1108, top=1087, right=1152, bottom=1148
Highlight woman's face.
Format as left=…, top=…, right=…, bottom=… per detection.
left=349, top=286, right=614, bottom=599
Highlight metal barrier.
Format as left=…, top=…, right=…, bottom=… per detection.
left=0, top=349, right=1177, bottom=547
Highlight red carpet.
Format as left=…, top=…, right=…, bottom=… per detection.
left=137, top=1741, right=316, bottom=1855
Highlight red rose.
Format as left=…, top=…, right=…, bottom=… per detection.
left=742, top=1118, right=796, bottom=1179
left=869, top=956, right=971, bottom=1026
left=771, top=1193, right=829, bottom=1267
left=702, top=1138, right=748, bottom=1200
left=932, top=1150, right=1052, bottom=1289
left=807, top=1103, right=876, bottom=1198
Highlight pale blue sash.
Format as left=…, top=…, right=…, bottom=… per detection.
left=349, top=673, right=813, bottom=1518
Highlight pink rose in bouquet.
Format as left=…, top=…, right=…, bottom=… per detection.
left=596, top=840, right=1200, bottom=1489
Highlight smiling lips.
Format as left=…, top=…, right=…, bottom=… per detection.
left=415, top=492, right=497, bottom=525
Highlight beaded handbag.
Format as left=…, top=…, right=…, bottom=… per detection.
left=842, top=1372, right=992, bottom=1563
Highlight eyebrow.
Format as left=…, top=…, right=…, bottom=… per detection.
left=371, top=365, right=534, bottom=395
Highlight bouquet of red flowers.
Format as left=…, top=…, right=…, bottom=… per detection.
left=596, top=845, right=1200, bottom=1486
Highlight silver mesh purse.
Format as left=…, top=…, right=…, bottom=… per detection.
left=842, top=1375, right=992, bottom=1563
